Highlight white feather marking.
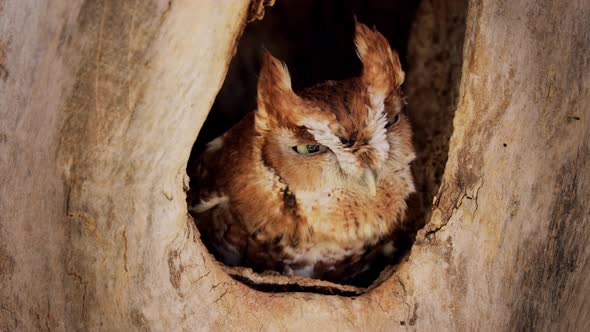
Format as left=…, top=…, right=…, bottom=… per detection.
left=296, top=189, right=332, bottom=208
left=366, top=102, right=390, bottom=165
left=381, top=241, right=396, bottom=257
left=292, top=265, right=314, bottom=278
left=280, top=62, right=293, bottom=91
left=362, top=223, right=373, bottom=239
left=189, top=195, right=228, bottom=213
left=368, top=89, right=386, bottom=110
left=283, top=243, right=359, bottom=269
left=301, top=119, right=360, bottom=176
left=205, top=136, right=224, bottom=153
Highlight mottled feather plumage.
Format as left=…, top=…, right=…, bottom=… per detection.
left=189, top=22, right=415, bottom=283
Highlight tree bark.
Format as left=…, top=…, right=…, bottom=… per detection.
left=0, top=0, right=588, bottom=331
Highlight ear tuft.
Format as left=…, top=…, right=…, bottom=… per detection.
left=255, top=51, right=299, bottom=132
left=354, top=20, right=405, bottom=107
left=259, top=50, right=293, bottom=93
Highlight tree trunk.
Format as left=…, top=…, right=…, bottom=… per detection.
left=1, top=0, right=588, bottom=331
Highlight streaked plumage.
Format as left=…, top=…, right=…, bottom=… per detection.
left=188, top=21, right=415, bottom=283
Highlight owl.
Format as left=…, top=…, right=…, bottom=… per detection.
left=188, top=21, right=415, bottom=284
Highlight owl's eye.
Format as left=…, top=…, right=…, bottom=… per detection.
left=385, top=114, right=401, bottom=128
left=292, top=144, right=327, bottom=155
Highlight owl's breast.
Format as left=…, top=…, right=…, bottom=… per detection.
left=293, top=185, right=406, bottom=245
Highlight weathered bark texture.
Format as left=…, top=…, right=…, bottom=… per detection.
left=405, top=0, right=590, bottom=330
left=0, top=1, right=252, bottom=330
left=0, top=0, right=588, bottom=331
left=404, top=0, right=467, bottom=230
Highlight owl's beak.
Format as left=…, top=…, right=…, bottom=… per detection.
left=363, top=168, right=378, bottom=196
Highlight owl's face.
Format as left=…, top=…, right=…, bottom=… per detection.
left=255, top=22, right=414, bottom=195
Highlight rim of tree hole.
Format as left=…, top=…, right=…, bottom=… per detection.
left=186, top=0, right=467, bottom=295
left=3, top=0, right=587, bottom=329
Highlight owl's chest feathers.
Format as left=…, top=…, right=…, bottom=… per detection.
left=227, top=161, right=404, bottom=277
left=233, top=154, right=405, bottom=250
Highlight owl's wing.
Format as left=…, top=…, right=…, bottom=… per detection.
left=187, top=168, right=228, bottom=214
left=187, top=137, right=229, bottom=214
left=189, top=191, right=228, bottom=214
left=187, top=113, right=256, bottom=215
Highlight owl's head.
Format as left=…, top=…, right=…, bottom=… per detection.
left=255, top=21, right=415, bottom=195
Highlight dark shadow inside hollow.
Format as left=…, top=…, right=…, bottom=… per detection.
left=187, top=0, right=467, bottom=290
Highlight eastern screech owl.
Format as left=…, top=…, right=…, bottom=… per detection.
left=189, top=21, right=415, bottom=283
